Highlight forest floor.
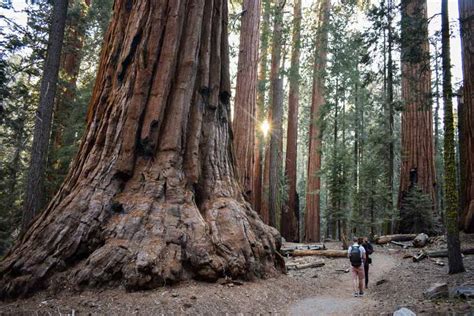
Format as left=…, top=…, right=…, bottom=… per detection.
left=1, top=234, right=473, bottom=315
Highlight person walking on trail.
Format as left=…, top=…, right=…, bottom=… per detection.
left=348, top=237, right=367, bottom=297
left=361, top=237, right=374, bottom=289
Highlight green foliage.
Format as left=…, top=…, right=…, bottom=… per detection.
left=399, top=185, right=434, bottom=234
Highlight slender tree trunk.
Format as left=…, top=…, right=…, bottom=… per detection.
left=48, top=0, right=90, bottom=200
left=281, top=0, right=301, bottom=242
left=253, top=0, right=271, bottom=218
left=22, top=0, right=69, bottom=233
left=442, top=0, right=465, bottom=273
left=233, top=0, right=260, bottom=203
left=433, top=40, right=444, bottom=218
left=262, top=0, right=284, bottom=228
left=305, top=0, right=330, bottom=242
left=398, top=0, right=436, bottom=232
left=458, top=0, right=474, bottom=233
left=385, top=0, right=395, bottom=234
left=1, top=0, right=284, bottom=299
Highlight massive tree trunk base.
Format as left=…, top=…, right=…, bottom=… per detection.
left=0, top=0, right=284, bottom=299
left=0, top=171, right=283, bottom=298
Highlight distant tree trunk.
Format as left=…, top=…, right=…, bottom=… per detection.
left=385, top=0, right=395, bottom=234
left=305, top=0, right=330, bottom=242
left=253, top=0, right=271, bottom=218
left=281, top=0, right=301, bottom=242
left=1, top=0, right=283, bottom=299
left=442, top=0, right=465, bottom=274
left=458, top=0, right=474, bottom=233
left=22, top=0, right=69, bottom=233
left=398, top=0, right=436, bottom=232
left=233, top=0, right=260, bottom=203
left=48, top=0, right=90, bottom=200
left=262, top=0, right=284, bottom=228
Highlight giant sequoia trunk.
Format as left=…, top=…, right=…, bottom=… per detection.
left=305, top=0, right=330, bottom=242
left=233, top=0, right=260, bottom=202
left=281, top=0, right=301, bottom=242
left=398, top=0, right=436, bottom=232
left=458, top=0, right=474, bottom=233
left=262, top=0, right=285, bottom=228
left=0, top=0, right=283, bottom=299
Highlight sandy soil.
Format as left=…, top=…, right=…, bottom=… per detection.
left=1, top=237, right=473, bottom=315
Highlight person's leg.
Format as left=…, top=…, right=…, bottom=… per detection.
left=351, top=267, right=359, bottom=296
left=364, top=263, right=369, bottom=288
left=358, top=267, right=365, bottom=294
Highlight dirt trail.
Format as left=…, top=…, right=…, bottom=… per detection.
left=288, top=252, right=397, bottom=316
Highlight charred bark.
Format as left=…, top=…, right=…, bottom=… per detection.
left=1, top=0, right=283, bottom=299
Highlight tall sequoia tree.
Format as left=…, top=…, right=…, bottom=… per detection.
left=281, top=0, right=301, bottom=242
left=22, top=0, right=69, bottom=232
left=305, top=0, right=330, bottom=242
left=253, top=0, right=271, bottom=216
left=398, top=0, right=436, bottom=232
left=0, top=0, right=283, bottom=298
left=441, top=0, right=464, bottom=274
left=261, top=0, right=285, bottom=227
left=233, top=0, right=260, bottom=202
left=459, top=0, right=474, bottom=233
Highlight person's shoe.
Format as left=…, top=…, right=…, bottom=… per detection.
left=359, top=291, right=364, bottom=296
left=353, top=292, right=359, bottom=297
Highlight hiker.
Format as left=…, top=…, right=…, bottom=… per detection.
left=361, top=237, right=374, bottom=289
left=348, top=237, right=367, bottom=297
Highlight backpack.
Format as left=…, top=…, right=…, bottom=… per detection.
left=350, top=246, right=362, bottom=267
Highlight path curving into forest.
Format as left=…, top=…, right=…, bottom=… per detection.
left=288, top=252, right=397, bottom=316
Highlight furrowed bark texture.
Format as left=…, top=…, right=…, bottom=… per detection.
left=305, top=0, right=330, bottom=242
left=0, top=0, right=283, bottom=299
left=22, top=0, right=69, bottom=232
left=281, top=0, right=301, bottom=242
left=459, top=0, right=474, bottom=233
left=442, top=0, right=464, bottom=274
left=398, top=0, right=436, bottom=230
left=262, top=0, right=284, bottom=228
left=253, top=0, right=271, bottom=219
left=233, top=0, right=260, bottom=202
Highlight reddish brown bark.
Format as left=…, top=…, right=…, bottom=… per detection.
left=261, top=0, right=284, bottom=227
left=281, top=0, right=301, bottom=242
left=305, top=0, right=330, bottom=242
left=459, top=0, right=474, bottom=233
left=233, top=0, right=260, bottom=202
left=253, top=0, right=271, bottom=217
left=398, top=0, right=436, bottom=230
left=1, top=0, right=283, bottom=298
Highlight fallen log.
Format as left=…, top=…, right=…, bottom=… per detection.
left=287, top=261, right=325, bottom=270
left=376, top=234, right=417, bottom=245
left=413, top=252, right=427, bottom=262
left=426, top=248, right=474, bottom=258
left=390, top=241, right=413, bottom=249
left=293, top=249, right=347, bottom=257
left=280, top=244, right=326, bottom=256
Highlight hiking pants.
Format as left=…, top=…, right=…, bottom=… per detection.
left=364, top=262, right=369, bottom=287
